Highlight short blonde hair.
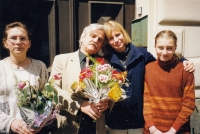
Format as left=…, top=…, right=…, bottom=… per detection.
left=104, top=20, right=131, bottom=45
left=102, top=20, right=131, bottom=54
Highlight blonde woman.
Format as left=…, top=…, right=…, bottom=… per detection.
left=102, top=20, right=195, bottom=134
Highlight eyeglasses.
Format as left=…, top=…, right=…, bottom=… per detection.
left=7, top=37, right=28, bottom=45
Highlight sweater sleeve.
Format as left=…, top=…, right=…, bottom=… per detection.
left=172, top=72, right=195, bottom=131
left=39, top=61, right=48, bottom=89
left=143, top=81, right=155, bottom=128
left=0, top=111, right=15, bottom=133
left=0, top=61, right=15, bottom=133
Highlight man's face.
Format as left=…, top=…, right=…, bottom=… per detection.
left=80, top=29, right=105, bottom=55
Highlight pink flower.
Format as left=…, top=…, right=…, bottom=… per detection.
left=103, top=64, right=111, bottom=71
left=18, top=81, right=26, bottom=90
left=53, top=73, right=62, bottom=80
left=98, top=74, right=109, bottom=83
left=96, top=65, right=104, bottom=72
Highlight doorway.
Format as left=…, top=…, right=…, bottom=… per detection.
left=0, top=0, right=53, bottom=67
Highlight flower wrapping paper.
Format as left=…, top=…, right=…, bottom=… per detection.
left=19, top=101, right=58, bottom=129
left=16, top=73, right=62, bottom=129
left=71, top=56, right=128, bottom=103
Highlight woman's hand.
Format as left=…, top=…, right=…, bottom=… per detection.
left=149, top=126, right=163, bottom=134
left=153, top=130, right=163, bottom=134
left=10, top=119, right=34, bottom=134
left=163, top=127, right=176, bottom=134
left=183, top=60, right=195, bottom=72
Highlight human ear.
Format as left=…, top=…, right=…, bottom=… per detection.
left=3, top=40, right=8, bottom=49
left=28, top=40, right=31, bottom=48
left=175, top=44, right=177, bottom=50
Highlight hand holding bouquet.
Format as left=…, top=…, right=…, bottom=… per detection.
left=71, top=56, right=128, bottom=104
left=16, top=73, right=62, bottom=129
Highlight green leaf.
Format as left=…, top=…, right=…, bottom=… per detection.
left=30, top=87, right=37, bottom=94
left=54, top=92, right=58, bottom=103
left=36, top=100, right=45, bottom=113
left=37, top=90, right=43, bottom=96
left=22, top=102, right=32, bottom=110
left=45, top=85, right=54, bottom=92
left=22, top=87, right=31, bottom=97
left=30, top=98, right=37, bottom=104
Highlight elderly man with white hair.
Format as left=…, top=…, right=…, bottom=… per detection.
left=49, top=23, right=108, bottom=134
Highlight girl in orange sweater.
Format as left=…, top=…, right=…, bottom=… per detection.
left=143, top=30, right=195, bottom=134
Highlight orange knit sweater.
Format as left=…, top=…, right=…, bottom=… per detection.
left=143, top=59, right=195, bottom=134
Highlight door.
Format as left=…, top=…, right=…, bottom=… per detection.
left=0, top=0, right=53, bottom=67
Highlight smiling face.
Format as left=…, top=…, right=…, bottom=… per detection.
left=80, top=29, right=105, bottom=55
left=4, top=27, right=31, bottom=57
left=108, top=31, right=126, bottom=52
left=103, top=21, right=131, bottom=53
left=155, top=35, right=177, bottom=62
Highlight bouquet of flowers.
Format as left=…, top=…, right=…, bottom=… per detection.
left=71, top=56, right=128, bottom=103
left=15, top=73, right=62, bottom=129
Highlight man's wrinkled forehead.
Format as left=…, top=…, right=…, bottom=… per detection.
left=85, top=29, right=104, bottom=35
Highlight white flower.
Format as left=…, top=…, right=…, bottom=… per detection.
left=96, top=65, right=104, bottom=72
left=98, top=74, right=109, bottom=83
left=103, top=64, right=111, bottom=71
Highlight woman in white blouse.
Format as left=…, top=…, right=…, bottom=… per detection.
left=0, top=22, right=48, bottom=134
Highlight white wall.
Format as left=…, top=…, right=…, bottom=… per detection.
left=135, top=0, right=200, bottom=97
left=135, top=0, right=149, bottom=18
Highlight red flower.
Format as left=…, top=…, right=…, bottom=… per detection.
left=111, top=70, right=118, bottom=78
left=79, top=67, right=93, bottom=81
left=53, top=73, right=62, bottom=80
left=112, top=70, right=127, bottom=83
left=96, top=58, right=104, bottom=65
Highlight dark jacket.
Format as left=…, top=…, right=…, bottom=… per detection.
left=104, top=43, right=156, bottom=129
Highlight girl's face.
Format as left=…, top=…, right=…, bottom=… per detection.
left=108, top=31, right=126, bottom=52
left=155, top=37, right=176, bottom=62
left=4, top=27, right=31, bottom=56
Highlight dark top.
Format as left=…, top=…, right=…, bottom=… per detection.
left=78, top=50, right=96, bottom=134
left=79, top=50, right=87, bottom=69
left=104, top=43, right=156, bottom=129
